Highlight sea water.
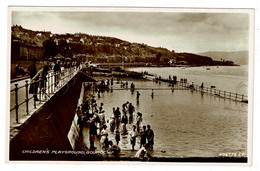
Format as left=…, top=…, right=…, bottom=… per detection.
left=127, top=65, right=248, bottom=96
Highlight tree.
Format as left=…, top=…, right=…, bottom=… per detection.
left=156, top=52, right=162, bottom=63
left=43, top=40, right=58, bottom=58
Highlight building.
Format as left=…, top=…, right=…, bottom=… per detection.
left=11, top=39, right=44, bottom=61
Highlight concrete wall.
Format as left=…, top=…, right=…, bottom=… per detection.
left=9, top=70, right=95, bottom=160
left=67, top=82, right=86, bottom=150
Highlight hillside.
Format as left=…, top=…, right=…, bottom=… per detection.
left=11, top=25, right=236, bottom=66
left=198, top=51, right=248, bottom=65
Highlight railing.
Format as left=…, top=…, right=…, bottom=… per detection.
left=178, top=81, right=248, bottom=103
left=143, top=73, right=248, bottom=103
left=10, top=66, right=81, bottom=124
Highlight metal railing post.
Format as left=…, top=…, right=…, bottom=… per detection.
left=25, top=81, right=29, bottom=115
left=33, top=82, right=37, bottom=109
left=50, top=72, right=53, bottom=93
left=47, top=74, right=50, bottom=95
left=44, top=79, right=47, bottom=100
left=14, top=84, right=19, bottom=123
left=39, top=76, right=42, bottom=103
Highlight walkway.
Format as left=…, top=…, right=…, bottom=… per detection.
left=10, top=66, right=81, bottom=140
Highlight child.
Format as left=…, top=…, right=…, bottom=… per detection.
left=115, top=130, right=120, bottom=145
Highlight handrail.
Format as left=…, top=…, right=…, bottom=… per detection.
left=178, top=80, right=248, bottom=103
left=10, top=65, right=82, bottom=124
left=148, top=73, right=248, bottom=103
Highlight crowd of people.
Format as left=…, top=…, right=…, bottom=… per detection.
left=28, top=59, right=81, bottom=101
left=75, top=81, right=155, bottom=158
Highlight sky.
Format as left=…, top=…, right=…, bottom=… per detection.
left=11, top=9, right=251, bottom=53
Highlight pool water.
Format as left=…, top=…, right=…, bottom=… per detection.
left=91, top=79, right=248, bottom=157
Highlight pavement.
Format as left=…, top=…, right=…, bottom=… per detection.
left=9, top=67, right=81, bottom=141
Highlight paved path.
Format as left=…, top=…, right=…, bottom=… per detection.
left=9, top=67, right=81, bottom=140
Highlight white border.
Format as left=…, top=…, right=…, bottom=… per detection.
left=1, top=1, right=259, bottom=171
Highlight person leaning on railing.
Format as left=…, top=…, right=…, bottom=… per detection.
left=31, top=65, right=49, bottom=98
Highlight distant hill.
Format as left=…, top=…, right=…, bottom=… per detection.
left=198, top=51, right=249, bottom=65
left=11, top=25, right=237, bottom=66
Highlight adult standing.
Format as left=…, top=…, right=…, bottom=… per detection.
left=89, top=117, right=97, bottom=150
left=147, top=125, right=154, bottom=150
left=114, top=107, right=121, bottom=130
left=110, top=77, right=113, bottom=86
left=136, top=112, right=143, bottom=133
left=139, top=125, right=147, bottom=148
left=128, top=103, right=135, bottom=123
left=31, top=64, right=49, bottom=98
left=28, top=58, right=37, bottom=79
left=121, top=112, right=128, bottom=134
left=136, top=91, right=140, bottom=101
left=121, top=112, right=128, bottom=125
left=53, top=60, right=61, bottom=87
left=77, top=106, right=84, bottom=136
left=82, top=101, right=90, bottom=115
left=129, top=125, right=138, bottom=151
left=28, top=58, right=39, bottom=101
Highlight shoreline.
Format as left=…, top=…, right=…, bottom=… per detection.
left=94, top=63, right=240, bottom=68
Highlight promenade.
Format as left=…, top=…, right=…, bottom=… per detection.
left=9, top=66, right=81, bottom=140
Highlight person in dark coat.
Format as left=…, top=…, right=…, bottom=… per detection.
left=121, top=112, right=128, bottom=125
left=31, top=64, right=49, bottom=100
left=115, top=130, right=120, bottom=145
left=89, top=118, right=97, bottom=150
left=128, top=103, right=135, bottom=123
left=15, top=63, right=26, bottom=75
left=28, top=59, right=37, bottom=79
left=53, top=60, right=61, bottom=87
left=82, top=101, right=90, bottom=114
left=121, top=112, right=128, bottom=134
left=114, top=107, right=121, bottom=130
left=140, top=126, right=147, bottom=148
left=146, top=125, right=154, bottom=150
left=32, top=65, right=49, bottom=92
left=28, top=58, right=39, bottom=100
left=136, top=91, right=140, bottom=101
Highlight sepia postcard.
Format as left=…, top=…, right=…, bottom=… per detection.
left=7, top=7, right=254, bottom=165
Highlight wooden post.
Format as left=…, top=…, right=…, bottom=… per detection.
left=230, top=92, right=231, bottom=98
left=242, top=95, right=244, bottom=101
left=224, top=91, right=225, bottom=98
left=14, top=84, right=19, bottom=123
left=235, top=93, right=237, bottom=100
left=25, top=81, right=29, bottom=115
